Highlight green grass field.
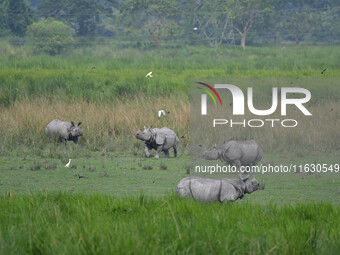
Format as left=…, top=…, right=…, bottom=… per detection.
left=1, top=193, right=340, bottom=254
left=0, top=42, right=340, bottom=254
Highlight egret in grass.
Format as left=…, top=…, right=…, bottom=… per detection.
left=145, top=72, right=153, bottom=77
left=158, top=110, right=166, bottom=118
left=65, top=159, right=71, bottom=168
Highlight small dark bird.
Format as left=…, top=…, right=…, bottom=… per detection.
left=167, top=111, right=170, bottom=114
left=321, top=69, right=326, bottom=74
left=78, top=174, right=88, bottom=179
left=91, top=67, right=96, bottom=69
left=330, top=108, right=333, bottom=112
left=229, top=103, right=232, bottom=106
left=199, top=144, right=202, bottom=147
left=181, top=136, right=185, bottom=139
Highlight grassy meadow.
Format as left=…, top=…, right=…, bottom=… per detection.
left=0, top=41, right=340, bottom=254
left=1, top=193, right=340, bottom=254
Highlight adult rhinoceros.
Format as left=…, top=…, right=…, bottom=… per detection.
left=176, top=175, right=259, bottom=202
left=135, top=126, right=178, bottom=158
left=203, top=140, right=263, bottom=170
left=45, top=119, right=83, bottom=144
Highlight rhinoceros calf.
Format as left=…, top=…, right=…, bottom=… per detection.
left=45, top=119, right=83, bottom=144
left=135, top=126, right=178, bottom=158
left=203, top=140, right=263, bottom=170
left=176, top=175, right=259, bottom=202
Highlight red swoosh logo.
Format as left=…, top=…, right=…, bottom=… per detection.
left=197, top=82, right=223, bottom=106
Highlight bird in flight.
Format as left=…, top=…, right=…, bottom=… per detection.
left=158, top=110, right=166, bottom=117
left=145, top=72, right=153, bottom=77
left=65, top=159, right=71, bottom=168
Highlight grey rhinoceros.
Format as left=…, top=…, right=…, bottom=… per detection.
left=135, top=126, right=178, bottom=158
left=45, top=119, right=83, bottom=144
left=203, top=140, right=263, bottom=170
left=176, top=175, right=259, bottom=202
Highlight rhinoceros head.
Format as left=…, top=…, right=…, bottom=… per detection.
left=244, top=176, right=260, bottom=194
left=68, top=122, right=83, bottom=144
left=135, top=126, right=153, bottom=141
left=202, top=146, right=220, bottom=160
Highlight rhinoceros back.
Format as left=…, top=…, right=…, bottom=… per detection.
left=158, top=127, right=178, bottom=149
left=45, top=119, right=71, bottom=140
left=237, top=140, right=262, bottom=164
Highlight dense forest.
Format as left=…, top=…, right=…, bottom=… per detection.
left=0, top=0, right=339, bottom=50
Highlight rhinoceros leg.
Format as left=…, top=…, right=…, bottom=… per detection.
left=173, top=145, right=178, bottom=158
left=72, top=137, right=78, bottom=144
left=59, top=136, right=67, bottom=144
left=253, top=147, right=263, bottom=166
left=144, top=145, right=151, bottom=158
left=155, top=145, right=163, bottom=158
left=164, top=149, right=170, bottom=158
left=234, top=159, right=242, bottom=172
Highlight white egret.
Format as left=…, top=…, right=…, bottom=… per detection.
left=145, top=72, right=153, bottom=77
left=65, top=159, right=71, bottom=168
left=158, top=110, right=166, bottom=118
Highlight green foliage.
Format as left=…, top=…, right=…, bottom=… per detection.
left=120, top=0, right=183, bottom=47
left=38, top=0, right=112, bottom=36
left=0, top=0, right=35, bottom=36
left=26, top=18, right=74, bottom=55
left=8, top=0, right=35, bottom=36
left=0, top=0, right=10, bottom=35
left=226, top=0, right=274, bottom=49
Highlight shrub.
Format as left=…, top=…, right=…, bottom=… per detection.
left=26, top=18, right=74, bottom=55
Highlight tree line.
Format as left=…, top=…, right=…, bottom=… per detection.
left=0, top=0, right=339, bottom=49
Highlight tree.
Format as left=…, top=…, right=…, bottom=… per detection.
left=278, top=0, right=329, bottom=44
left=191, top=0, right=235, bottom=47
left=38, top=0, right=113, bottom=36
left=226, top=0, right=273, bottom=49
left=6, top=0, right=35, bottom=36
left=0, top=0, right=9, bottom=35
left=119, top=0, right=182, bottom=47
left=26, top=18, right=74, bottom=55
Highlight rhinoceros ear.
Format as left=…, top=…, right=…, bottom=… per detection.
left=77, top=122, right=82, bottom=127
left=70, top=122, right=75, bottom=127
left=155, top=133, right=166, bottom=145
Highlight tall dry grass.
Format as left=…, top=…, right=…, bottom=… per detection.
left=0, top=95, right=339, bottom=154
left=0, top=95, right=189, bottom=151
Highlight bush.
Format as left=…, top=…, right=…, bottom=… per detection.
left=26, top=18, right=74, bottom=55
